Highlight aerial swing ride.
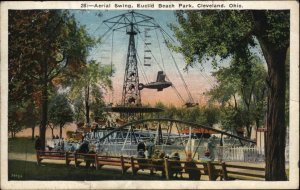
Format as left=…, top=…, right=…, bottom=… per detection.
left=89, top=11, right=255, bottom=158
left=97, top=11, right=198, bottom=109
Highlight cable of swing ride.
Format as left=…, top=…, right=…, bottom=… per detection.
left=110, top=30, right=114, bottom=77
left=195, top=64, right=216, bottom=88
left=157, top=22, right=217, bottom=89
left=136, top=52, right=150, bottom=84
left=135, top=30, right=150, bottom=84
left=160, top=29, right=195, bottom=103
left=136, top=33, right=185, bottom=103
left=136, top=27, right=186, bottom=104
left=138, top=27, right=198, bottom=107
left=136, top=17, right=197, bottom=106
left=155, top=28, right=165, bottom=71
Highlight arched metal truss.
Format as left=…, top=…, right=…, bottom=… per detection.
left=87, top=118, right=256, bottom=159
left=98, top=118, right=255, bottom=144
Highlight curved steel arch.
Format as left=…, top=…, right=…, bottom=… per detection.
left=99, top=118, right=255, bottom=144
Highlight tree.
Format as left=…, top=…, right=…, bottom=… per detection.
left=171, top=10, right=289, bottom=180
left=68, top=60, right=113, bottom=125
left=208, top=56, right=267, bottom=137
left=8, top=97, right=40, bottom=139
left=203, top=105, right=220, bottom=128
left=9, top=10, right=96, bottom=149
left=73, top=97, right=86, bottom=122
left=8, top=103, right=24, bottom=138
left=23, top=99, right=40, bottom=140
left=48, top=94, right=74, bottom=138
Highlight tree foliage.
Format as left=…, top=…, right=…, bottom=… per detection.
left=171, top=10, right=289, bottom=180
left=153, top=102, right=219, bottom=127
left=9, top=10, right=97, bottom=148
left=68, top=60, right=113, bottom=124
left=209, top=56, right=267, bottom=137
left=8, top=98, right=40, bottom=138
left=48, top=93, right=74, bottom=138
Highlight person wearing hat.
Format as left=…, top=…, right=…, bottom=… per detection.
left=78, top=140, right=89, bottom=154
left=137, top=140, right=146, bottom=152
left=91, top=122, right=99, bottom=139
left=169, top=152, right=182, bottom=178
left=34, top=136, right=42, bottom=151
left=202, top=151, right=211, bottom=162
left=146, top=138, right=155, bottom=159
left=207, top=136, right=216, bottom=161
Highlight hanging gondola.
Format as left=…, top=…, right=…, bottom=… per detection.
left=138, top=71, right=172, bottom=91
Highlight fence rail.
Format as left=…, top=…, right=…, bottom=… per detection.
left=61, top=142, right=288, bottom=163
left=36, top=150, right=266, bottom=181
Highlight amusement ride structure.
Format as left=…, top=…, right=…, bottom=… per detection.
left=61, top=11, right=256, bottom=160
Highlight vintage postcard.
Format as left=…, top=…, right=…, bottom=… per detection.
left=1, top=1, right=299, bottom=189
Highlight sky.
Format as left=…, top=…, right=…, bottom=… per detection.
left=72, top=10, right=221, bottom=107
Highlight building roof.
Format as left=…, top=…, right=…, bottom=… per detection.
left=103, top=106, right=164, bottom=113
left=180, top=128, right=218, bottom=134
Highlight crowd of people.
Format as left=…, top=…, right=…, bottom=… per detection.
left=134, top=138, right=214, bottom=180
left=35, top=132, right=216, bottom=180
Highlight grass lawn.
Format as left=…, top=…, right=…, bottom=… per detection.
left=8, top=137, right=36, bottom=154
left=8, top=137, right=289, bottom=181
left=8, top=160, right=165, bottom=181
left=8, top=137, right=166, bottom=181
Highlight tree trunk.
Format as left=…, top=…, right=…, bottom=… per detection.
left=85, top=85, right=90, bottom=126
left=31, top=126, right=35, bottom=140
left=59, top=124, right=63, bottom=139
left=50, top=127, right=54, bottom=138
left=40, top=56, right=48, bottom=150
left=252, top=11, right=288, bottom=181
left=265, top=51, right=287, bottom=180
left=257, top=38, right=287, bottom=180
left=246, top=124, right=252, bottom=138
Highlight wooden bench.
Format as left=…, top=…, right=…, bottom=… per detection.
left=221, top=163, right=265, bottom=180
left=74, top=153, right=96, bottom=167
left=130, top=157, right=165, bottom=177
left=36, top=151, right=265, bottom=181
left=95, top=155, right=131, bottom=174
left=166, top=160, right=224, bottom=180
left=36, top=150, right=67, bottom=165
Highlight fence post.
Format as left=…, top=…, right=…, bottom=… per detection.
left=74, top=153, right=78, bottom=167
left=150, top=159, right=154, bottom=175
left=164, top=158, right=170, bottom=180
left=36, top=150, right=40, bottom=165
left=95, top=154, right=98, bottom=170
left=221, top=162, right=228, bottom=180
left=65, top=152, right=69, bottom=166
left=130, top=156, right=135, bottom=175
left=120, top=156, right=125, bottom=174
left=207, top=161, right=217, bottom=181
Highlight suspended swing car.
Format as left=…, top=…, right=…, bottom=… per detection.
left=138, top=71, right=172, bottom=91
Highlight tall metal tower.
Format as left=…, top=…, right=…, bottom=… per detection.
left=122, top=23, right=141, bottom=106
left=103, top=11, right=159, bottom=107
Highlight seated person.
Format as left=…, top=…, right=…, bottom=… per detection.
left=169, top=152, right=183, bottom=178
left=184, top=152, right=201, bottom=180
left=152, top=150, right=166, bottom=177
left=77, top=141, right=89, bottom=153
left=202, top=151, right=211, bottom=162
left=137, top=141, right=146, bottom=152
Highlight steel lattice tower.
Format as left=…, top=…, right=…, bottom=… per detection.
left=102, top=11, right=160, bottom=107
left=121, top=23, right=141, bottom=106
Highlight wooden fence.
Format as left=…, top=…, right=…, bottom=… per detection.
left=36, top=150, right=266, bottom=181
